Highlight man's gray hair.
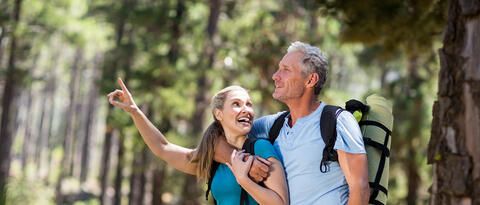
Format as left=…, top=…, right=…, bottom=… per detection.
left=287, top=41, right=328, bottom=95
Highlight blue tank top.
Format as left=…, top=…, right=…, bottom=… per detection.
left=210, top=139, right=281, bottom=205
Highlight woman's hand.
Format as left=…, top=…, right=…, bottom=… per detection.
left=226, top=149, right=254, bottom=185
left=107, top=78, right=139, bottom=114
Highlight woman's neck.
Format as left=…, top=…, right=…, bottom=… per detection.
left=225, top=133, right=247, bottom=150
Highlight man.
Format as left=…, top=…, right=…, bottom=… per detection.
left=215, top=41, right=369, bottom=204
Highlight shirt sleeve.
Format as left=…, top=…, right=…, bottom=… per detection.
left=250, top=112, right=285, bottom=139
left=254, top=139, right=281, bottom=162
left=333, top=111, right=366, bottom=154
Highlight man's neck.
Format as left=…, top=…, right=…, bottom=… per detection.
left=285, top=97, right=321, bottom=127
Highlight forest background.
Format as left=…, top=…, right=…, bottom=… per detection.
left=1, top=0, right=479, bottom=204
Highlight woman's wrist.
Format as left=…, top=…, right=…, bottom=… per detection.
left=128, top=105, right=141, bottom=116
left=236, top=174, right=250, bottom=186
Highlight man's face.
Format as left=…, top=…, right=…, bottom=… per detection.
left=272, top=51, right=309, bottom=102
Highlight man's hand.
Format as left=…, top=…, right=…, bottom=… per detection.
left=248, top=156, right=271, bottom=183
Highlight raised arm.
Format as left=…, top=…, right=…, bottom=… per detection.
left=227, top=150, right=289, bottom=205
left=337, top=150, right=370, bottom=205
left=108, top=78, right=196, bottom=175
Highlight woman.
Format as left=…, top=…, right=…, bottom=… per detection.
left=107, top=78, right=289, bottom=205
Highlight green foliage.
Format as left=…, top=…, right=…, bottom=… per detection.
left=6, top=176, right=54, bottom=204
left=3, top=0, right=448, bottom=204
left=323, top=0, right=448, bottom=56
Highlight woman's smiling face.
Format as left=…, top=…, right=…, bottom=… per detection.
left=214, top=89, right=255, bottom=139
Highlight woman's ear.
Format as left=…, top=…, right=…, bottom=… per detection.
left=214, top=109, right=223, bottom=121
left=306, top=73, right=319, bottom=88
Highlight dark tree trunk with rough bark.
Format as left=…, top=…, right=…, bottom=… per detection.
left=428, top=0, right=480, bottom=204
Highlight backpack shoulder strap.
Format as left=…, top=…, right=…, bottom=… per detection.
left=239, top=136, right=260, bottom=205
left=242, top=136, right=258, bottom=155
left=205, top=161, right=220, bottom=203
left=268, top=111, right=290, bottom=144
left=319, top=105, right=343, bottom=173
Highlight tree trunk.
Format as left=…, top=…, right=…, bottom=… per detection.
left=99, top=126, right=115, bottom=205
left=20, top=85, right=33, bottom=173
left=71, top=61, right=87, bottom=179
left=427, top=0, right=480, bottom=204
left=0, top=0, right=22, bottom=203
left=0, top=25, right=5, bottom=63
left=405, top=54, right=423, bottom=205
left=44, top=48, right=61, bottom=185
left=128, top=146, right=148, bottom=205
left=181, top=1, right=222, bottom=204
left=80, top=56, right=101, bottom=183
left=34, top=84, right=49, bottom=175
left=151, top=164, right=166, bottom=205
left=55, top=48, right=84, bottom=203
left=167, top=0, right=185, bottom=64
left=113, top=135, right=125, bottom=205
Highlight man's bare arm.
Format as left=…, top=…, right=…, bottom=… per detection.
left=338, top=150, right=370, bottom=205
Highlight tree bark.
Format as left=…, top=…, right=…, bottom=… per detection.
left=428, top=0, right=480, bottom=204
left=405, top=54, right=423, bottom=205
left=20, top=85, right=33, bottom=173
left=128, top=146, right=148, bottom=205
left=44, top=47, right=61, bottom=185
left=0, top=0, right=22, bottom=203
left=151, top=165, right=166, bottom=205
left=113, top=135, right=125, bottom=205
left=55, top=48, right=84, bottom=203
left=34, top=84, right=49, bottom=175
left=99, top=126, right=115, bottom=205
left=181, top=1, right=222, bottom=204
left=80, top=55, right=101, bottom=183
left=167, top=0, right=185, bottom=64
left=0, top=25, right=5, bottom=64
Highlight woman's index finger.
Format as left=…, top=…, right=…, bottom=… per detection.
left=117, top=78, right=130, bottom=94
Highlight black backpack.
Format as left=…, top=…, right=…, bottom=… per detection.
left=268, top=99, right=392, bottom=205
left=205, top=136, right=262, bottom=205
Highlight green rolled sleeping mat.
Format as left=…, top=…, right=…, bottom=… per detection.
left=348, top=94, right=393, bottom=205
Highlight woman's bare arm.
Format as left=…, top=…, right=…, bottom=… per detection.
left=227, top=151, right=289, bottom=205
left=108, top=78, right=197, bottom=175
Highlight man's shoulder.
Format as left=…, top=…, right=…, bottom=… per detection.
left=336, top=110, right=359, bottom=127
left=254, top=111, right=288, bottom=126
left=250, top=111, right=288, bottom=138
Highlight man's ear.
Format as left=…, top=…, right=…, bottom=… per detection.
left=214, top=109, right=223, bottom=121
left=306, top=73, right=319, bottom=88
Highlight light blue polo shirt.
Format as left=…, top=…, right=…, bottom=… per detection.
left=250, top=102, right=366, bottom=205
